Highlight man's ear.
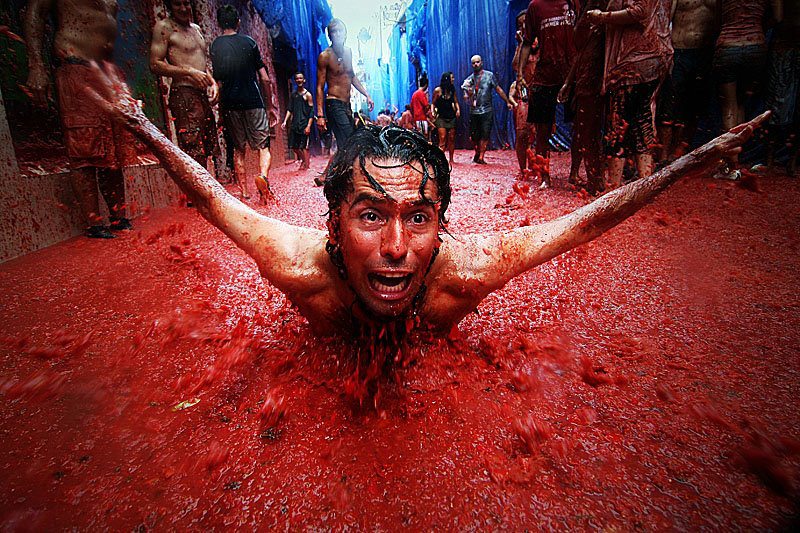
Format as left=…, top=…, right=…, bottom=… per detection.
left=326, top=213, right=340, bottom=245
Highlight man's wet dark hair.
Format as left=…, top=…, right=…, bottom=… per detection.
left=321, top=125, right=451, bottom=225
left=216, top=5, right=239, bottom=30
left=419, top=74, right=428, bottom=88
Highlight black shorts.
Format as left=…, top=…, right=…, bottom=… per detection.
left=528, top=84, right=560, bottom=124
left=606, top=79, right=660, bottom=156
left=658, top=47, right=713, bottom=125
left=222, top=108, right=270, bottom=151
left=289, top=129, right=309, bottom=149
left=713, top=44, right=767, bottom=85
left=469, top=111, right=493, bottom=142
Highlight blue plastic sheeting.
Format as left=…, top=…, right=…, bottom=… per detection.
left=251, top=0, right=332, bottom=94
left=383, top=0, right=575, bottom=151
left=388, top=24, right=412, bottom=112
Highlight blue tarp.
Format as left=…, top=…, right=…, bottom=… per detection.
left=251, top=0, right=333, bottom=96
left=385, top=0, right=573, bottom=150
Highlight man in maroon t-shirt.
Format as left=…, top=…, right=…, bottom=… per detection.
left=517, top=0, right=577, bottom=189
left=410, top=74, right=432, bottom=141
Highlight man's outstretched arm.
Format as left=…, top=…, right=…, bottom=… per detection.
left=84, top=63, right=322, bottom=284
left=447, top=112, right=770, bottom=298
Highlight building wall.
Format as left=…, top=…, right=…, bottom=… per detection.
left=0, top=0, right=284, bottom=263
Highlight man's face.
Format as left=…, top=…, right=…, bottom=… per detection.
left=170, top=0, right=193, bottom=25
left=294, top=74, right=305, bottom=88
left=329, top=23, right=347, bottom=47
left=330, top=158, right=441, bottom=319
left=471, top=56, right=482, bottom=73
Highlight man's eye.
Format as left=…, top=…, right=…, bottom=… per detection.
left=409, top=213, right=430, bottom=225
left=361, top=212, right=381, bottom=223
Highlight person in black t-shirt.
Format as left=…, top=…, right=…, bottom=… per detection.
left=210, top=4, right=273, bottom=203
left=281, top=72, right=314, bottom=172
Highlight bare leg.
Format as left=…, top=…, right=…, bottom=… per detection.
left=569, top=143, right=582, bottom=184
left=96, top=167, right=125, bottom=218
left=635, top=152, right=655, bottom=179
left=233, top=148, right=249, bottom=198
left=299, top=148, right=310, bottom=170
left=70, top=167, right=101, bottom=226
left=607, top=156, right=625, bottom=189
left=718, top=81, right=741, bottom=169
left=515, top=128, right=530, bottom=173
left=447, top=129, right=456, bottom=165
left=478, top=139, right=489, bottom=162
left=534, top=123, right=552, bottom=186
left=438, top=127, right=448, bottom=162
left=258, top=146, right=271, bottom=178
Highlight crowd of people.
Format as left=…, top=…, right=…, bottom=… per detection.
left=372, top=0, right=798, bottom=196
left=18, top=0, right=766, bottom=341
left=22, top=0, right=796, bottom=241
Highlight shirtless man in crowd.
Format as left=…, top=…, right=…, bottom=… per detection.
left=150, top=0, right=223, bottom=181
left=85, top=65, right=767, bottom=338
left=658, top=0, right=718, bottom=162
left=25, top=0, right=131, bottom=239
left=316, top=18, right=374, bottom=149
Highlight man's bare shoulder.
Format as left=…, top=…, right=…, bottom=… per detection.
left=318, top=47, right=335, bottom=64
left=251, top=225, right=331, bottom=292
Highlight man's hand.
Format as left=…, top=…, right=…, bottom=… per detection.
left=304, top=125, right=311, bottom=135
left=585, top=9, right=604, bottom=24
left=208, top=81, right=219, bottom=106
left=186, top=67, right=213, bottom=89
left=25, top=64, right=50, bottom=107
left=706, top=110, right=771, bottom=162
left=83, top=61, right=146, bottom=127
left=317, top=116, right=327, bottom=132
left=557, top=83, right=570, bottom=104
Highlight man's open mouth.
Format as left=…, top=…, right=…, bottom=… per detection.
left=368, top=272, right=412, bottom=296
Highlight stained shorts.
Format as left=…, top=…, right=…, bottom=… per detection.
left=55, top=61, right=135, bottom=169
left=169, top=85, right=220, bottom=160
left=469, top=111, right=493, bottom=142
left=325, top=98, right=355, bottom=146
left=222, top=108, right=270, bottom=151
left=606, top=79, right=660, bottom=156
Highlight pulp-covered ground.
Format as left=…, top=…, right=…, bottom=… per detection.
left=0, top=150, right=798, bottom=529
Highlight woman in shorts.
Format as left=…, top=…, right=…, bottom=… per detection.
left=432, top=72, right=460, bottom=166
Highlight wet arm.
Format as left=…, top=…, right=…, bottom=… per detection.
left=23, top=0, right=53, bottom=105
left=316, top=56, right=327, bottom=125
left=352, top=74, right=373, bottom=110
left=455, top=112, right=769, bottom=296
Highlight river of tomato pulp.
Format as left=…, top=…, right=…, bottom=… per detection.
left=0, top=150, right=798, bottom=528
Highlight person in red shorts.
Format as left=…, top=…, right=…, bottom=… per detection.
left=25, top=0, right=133, bottom=239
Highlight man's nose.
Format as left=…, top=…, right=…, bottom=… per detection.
left=380, top=218, right=409, bottom=261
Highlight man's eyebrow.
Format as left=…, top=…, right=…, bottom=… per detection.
left=350, top=192, right=395, bottom=205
